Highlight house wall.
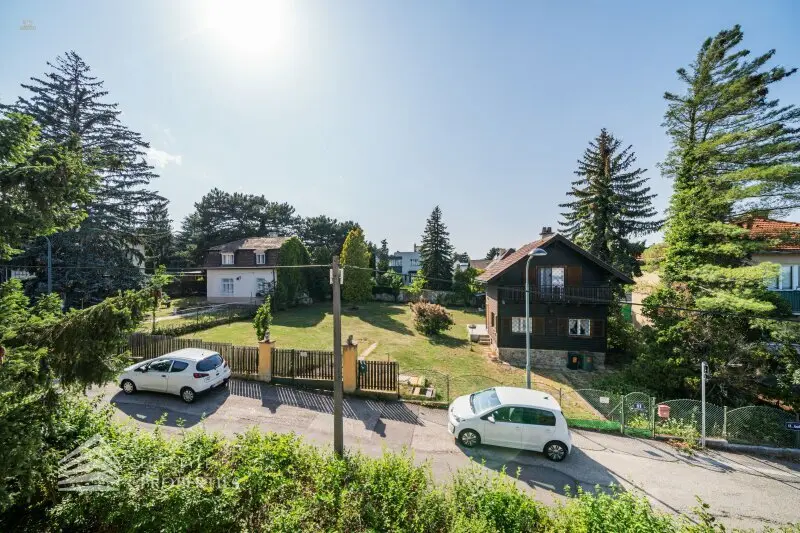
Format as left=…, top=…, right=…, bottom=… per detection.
left=206, top=268, right=276, bottom=303
left=494, top=241, right=610, bottom=287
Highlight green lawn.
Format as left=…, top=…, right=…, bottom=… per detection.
left=181, top=301, right=592, bottom=409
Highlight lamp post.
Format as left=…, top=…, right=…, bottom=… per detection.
left=525, top=247, right=548, bottom=389
left=700, top=361, right=708, bottom=448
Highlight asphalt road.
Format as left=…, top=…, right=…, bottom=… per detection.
left=88, top=380, right=800, bottom=530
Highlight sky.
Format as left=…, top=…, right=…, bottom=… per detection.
left=1, top=1, right=799, bottom=258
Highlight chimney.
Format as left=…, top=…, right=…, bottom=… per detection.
left=540, top=226, right=554, bottom=239
left=413, top=243, right=417, bottom=252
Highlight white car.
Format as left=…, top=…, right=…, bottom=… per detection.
left=447, top=386, right=572, bottom=461
left=119, top=348, right=232, bottom=403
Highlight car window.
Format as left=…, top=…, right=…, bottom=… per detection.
left=491, top=406, right=523, bottom=423
left=196, top=354, right=223, bottom=372
left=149, top=360, right=171, bottom=372
left=470, top=388, right=501, bottom=413
left=523, top=408, right=557, bottom=426
left=170, top=360, right=189, bottom=373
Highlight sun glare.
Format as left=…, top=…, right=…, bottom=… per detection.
left=200, top=0, right=292, bottom=60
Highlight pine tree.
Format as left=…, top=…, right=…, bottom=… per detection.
left=140, top=199, right=173, bottom=272
left=340, top=227, right=373, bottom=302
left=377, top=239, right=390, bottom=272
left=485, top=247, right=501, bottom=260
left=419, top=206, right=454, bottom=290
left=559, top=129, right=660, bottom=276
left=642, top=26, right=800, bottom=408
left=6, top=52, right=164, bottom=303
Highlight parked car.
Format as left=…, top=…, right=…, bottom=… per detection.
left=119, top=348, right=231, bottom=403
left=447, top=386, right=572, bottom=461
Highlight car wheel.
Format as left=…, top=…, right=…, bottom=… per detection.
left=458, top=429, right=480, bottom=448
left=121, top=379, right=136, bottom=395
left=180, top=387, right=196, bottom=404
left=544, top=441, right=568, bottom=462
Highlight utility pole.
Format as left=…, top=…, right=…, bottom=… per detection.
left=332, top=255, right=344, bottom=457
left=700, top=361, right=708, bottom=449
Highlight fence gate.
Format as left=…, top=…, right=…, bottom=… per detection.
left=358, top=360, right=398, bottom=393
left=272, top=348, right=335, bottom=386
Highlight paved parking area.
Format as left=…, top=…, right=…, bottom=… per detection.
left=89, top=380, right=800, bottom=530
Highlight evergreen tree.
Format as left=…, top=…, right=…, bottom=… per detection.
left=340, top=227, right=372, bottom=302
left=485, top=247, right=501, bottom=260
left=642, top=26, right=800, bottom=408
left=559, top=129, right=660, bottom=276
left=6, top=52, right=164, bottom=303
left=274, top=237, right=311, bottom=309
left=377, top=239, right=390, bottom=272
left=419, top=206, right=454, bottom=290
left=140, top=199, right=173, bottom=272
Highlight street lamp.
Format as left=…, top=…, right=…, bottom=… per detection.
left=525, top=247, right=548, bottom=389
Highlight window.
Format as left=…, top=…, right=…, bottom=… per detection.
left=221, top=253, right=234, bottom=265
left=511, top=316, right=532, bottom=334
left=523, top=408, right=557, bottom=426
left=490, top=312, right=495, bottom=328
left=221, top=278, right=234, bottom=295
left=256, top=252, right=266, bottom=265
left=568, top=318, right=591, bottom=336
left=779, top=265, right=794, bottom=290
left=170, top=360, right=189, bottom=373
left=491, top=406, right=524, bottom=423
left=538, top=267, right=565, bottom=288
left=196, top=354, right=223, bottom=372
left=148, top=359, right=172, bottom=372
left=470, top=388, right=501, bottom=413
left=256, top=277, right=271, bottom=296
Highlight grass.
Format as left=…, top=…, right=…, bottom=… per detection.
left=180, top=301, right=595, bottom=413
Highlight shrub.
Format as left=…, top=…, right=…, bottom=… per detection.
left=152, top=307, right=257, bottom=337
left=253, top=297, right=273, bottom=341
left=411, top=301, right=454, bottom=335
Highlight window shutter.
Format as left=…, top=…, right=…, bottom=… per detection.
left=501, top=317, right=512, bottom=335
left=533, top=317, right=545, bottom=336
left=557, top=318, right=568, bottom=336
left=591, top=319, right=605, bottom=338
left=566, top=266, right=582, bottom=286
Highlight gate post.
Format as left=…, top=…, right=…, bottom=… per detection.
left=257, top=340, right=274, bottom=383
left=723, top=406, right=728, bottom=440
left=620, top=395, right=625, bottom=435
left=342, top=341, right=358, bottom=393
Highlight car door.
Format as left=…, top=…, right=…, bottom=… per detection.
left=140, top=359, right=171, bottom=393
left=520, top=407, right=557, bottom=451
left=483, top=406, right=523, bottom=448
left=167, top=359, right=190, bottom=395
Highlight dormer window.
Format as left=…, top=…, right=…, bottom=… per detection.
left=256, top=252, right=266, bottom=265
left=221, top=253, right=234, bottom=265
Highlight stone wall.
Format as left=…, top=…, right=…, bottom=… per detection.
left=497, top=347, right=605, bottom=370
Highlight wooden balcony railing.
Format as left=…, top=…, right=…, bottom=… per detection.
left=498, top=285, right=614, bottom=304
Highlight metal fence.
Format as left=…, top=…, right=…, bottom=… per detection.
left=272, top=348, right=335, bottom=381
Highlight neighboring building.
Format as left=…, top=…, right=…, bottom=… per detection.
left=204, top=237, right=289, bottom=303
left=389, top=245, right=421, bottom=284
left=477, top=229, right=633, bottom=370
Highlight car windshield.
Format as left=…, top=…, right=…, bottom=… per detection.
left=469, top=388, right=500, bottom=413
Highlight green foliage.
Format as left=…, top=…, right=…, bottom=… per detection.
left=377, top=239, right=390, bottom=272
left=253, top=297, right=273, bottom=341
left=640, top=243, right=667, bottom=273
left=341, top=227, right=373, bottom=303
left=419, top=206, right=454, bottom=290
left=559, top=128, right=661, bottom=277
left=379, top=271, right=403, bottom=291
left=0, top=112, right=97, bottom=259
left=152, top=308, right=256, bottom=337
left=452, top=266, right=480, bottom=306
left=411, top=301, right=455, bottom=335
left=485, top=247, right=501, bottom=260
left=553, top=486, right=678, bottom=533
left=147, top=265, right=174, bottom=333
left=275, top=237, right=311, bottom=308
left=406, top=270, right=428, bottom=297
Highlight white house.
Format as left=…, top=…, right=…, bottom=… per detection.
left=388, top=245, right=421, bottom=284
left=204, top=236, right=289, bottom=303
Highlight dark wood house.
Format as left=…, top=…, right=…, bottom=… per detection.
left=476, top=230, right=633, bottom=370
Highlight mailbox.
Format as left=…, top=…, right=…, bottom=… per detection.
left=657, top=404, right=670, bottom=418
left=358, top=360, right=368, bottom=375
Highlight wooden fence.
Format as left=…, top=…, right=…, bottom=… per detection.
left=359, top=360, right=399, bottom=392
left=129, top=333, right=258, bottom=375
left=273, top=348, right=335, bottom=381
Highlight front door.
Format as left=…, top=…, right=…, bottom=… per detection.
left=139, top=359, right=171, bottom=393
left=520, top=407, right=557, bottom=451
left=483, top=406, right=524, bottom=448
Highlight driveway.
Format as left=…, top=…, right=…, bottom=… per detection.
left=89, top=379, right=800, bottom=530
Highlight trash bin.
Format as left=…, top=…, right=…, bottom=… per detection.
left=566, top=352, right=582, bottom=370
left=581, top=353, right=595, bottom=371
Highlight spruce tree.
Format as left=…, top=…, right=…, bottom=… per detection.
left=377, top=239, right=390, bottom=272
left=559, top=129, right=660, bottom=276
left=419, top=206, right=454, bottom=290
left=6, top=52, right=164, bottom=303
left=642, top=26, right=800, bottom=408
left=140, top=199, right=173, bottom=272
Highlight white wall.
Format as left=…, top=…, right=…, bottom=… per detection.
left=206, top=268, right=275, bottom=302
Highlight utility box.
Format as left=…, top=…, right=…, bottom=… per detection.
left=581, top=353, right=595, bottom=371
left=566, top=352, right=582, bottom=370
left=658, top=404, right=671, bottom=418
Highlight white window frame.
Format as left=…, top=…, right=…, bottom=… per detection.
left=568, top=318, right=591, bottom=337
left=255, top=252, right=266, bottom=265
left=511, top=316, right=533, bottom=334
left=777, top=265, right=797, bottom=290
left=538, top=267, right=565, bottom=288
left=221, top=253, right=234, bottom=266
left=221, top=278, right=234, bottom=296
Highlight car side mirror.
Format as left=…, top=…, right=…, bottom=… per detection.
left=487, top=414, right=495, bottom=424
left=138, top=366, right=147, bottom=373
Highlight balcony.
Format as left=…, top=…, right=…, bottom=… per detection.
left=498, top=285, right=614, bottom=304
left=776, top=291, right=800, bottom=314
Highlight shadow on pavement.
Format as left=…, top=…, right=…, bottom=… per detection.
left=109, top=383, right=231, bottom=428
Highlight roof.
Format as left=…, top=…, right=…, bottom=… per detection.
left=494, top=386, right=561, bottom=411
left=159, top=348, right=220, bottom=361
left=740, top=217, right=800, bottom=251
left=475, top=233, right=634, bottom=284
left=209, top=236, right=290, bottom=253
left=470, top=258, right=492, bottom=270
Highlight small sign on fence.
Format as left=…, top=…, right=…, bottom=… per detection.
left=599, top=396, right=610, bottom=404
left=633, top=402, right=646, bottom=412
left=786, top=421, right=800, bottom=431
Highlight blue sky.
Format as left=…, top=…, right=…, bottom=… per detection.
left=1, top=1, right=799, bottom=258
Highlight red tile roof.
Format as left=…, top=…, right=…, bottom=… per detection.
left=476, top=237, right=550, bottom=282
left=740, top=218, right=800, bottom=251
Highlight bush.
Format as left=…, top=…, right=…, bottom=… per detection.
left=411, top=301, right=454, bottom=335
left=152, top=307, right=257, bottom=337
left=253, top=297, right=273, bottom=341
